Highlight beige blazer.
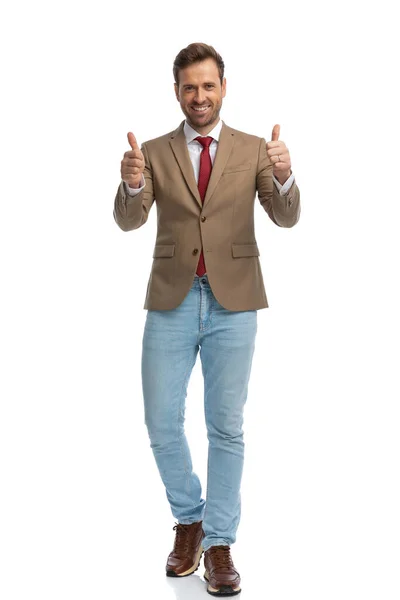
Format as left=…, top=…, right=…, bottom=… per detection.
left=113, top=120, right=301, bottom=311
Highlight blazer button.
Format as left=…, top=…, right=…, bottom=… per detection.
left=192, top=248, right=199, bottom=255
left=201, top=216, right=206, bottom=222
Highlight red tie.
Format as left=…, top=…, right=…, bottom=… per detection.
left=194, top=136, right=213, bottom=276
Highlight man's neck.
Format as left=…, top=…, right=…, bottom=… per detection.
left=187, top=117, right=220, bottom=136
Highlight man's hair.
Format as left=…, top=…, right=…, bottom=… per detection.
left=173, top=43, right=225, bottom=86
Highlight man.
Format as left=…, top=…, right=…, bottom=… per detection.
left=113, top=42, right=300, bottom=597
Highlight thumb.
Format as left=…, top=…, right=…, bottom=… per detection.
left=271, top=124, right=280, bottom=141
left=127, top=131, right=139, bottom=150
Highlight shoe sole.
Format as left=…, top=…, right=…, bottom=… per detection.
left=204, top=570, right=241, bottom=596
left=166, top=545, right=204, bottom=577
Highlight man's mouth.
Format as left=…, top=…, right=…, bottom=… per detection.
left=191, top=105, right=211, bottom=113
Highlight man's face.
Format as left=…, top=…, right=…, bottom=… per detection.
left=174, top=58, right=226, bottom=134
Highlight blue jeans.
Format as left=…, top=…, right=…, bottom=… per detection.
left=141, top=273, right=257, bottom=551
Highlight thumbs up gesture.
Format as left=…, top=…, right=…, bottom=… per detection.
left=266, top=124, right=292, bottom=184
left=121, top=132, right=145, bottom=189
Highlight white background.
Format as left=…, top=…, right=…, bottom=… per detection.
left=1, top=1, right=399, bottom=598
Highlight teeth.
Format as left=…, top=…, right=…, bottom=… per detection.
left=193, top=106, right=209, bottom=111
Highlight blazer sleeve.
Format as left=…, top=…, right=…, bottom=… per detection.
left=113, top=142, right=155, bottom=232
left=256, top=137, right=301, bottom=228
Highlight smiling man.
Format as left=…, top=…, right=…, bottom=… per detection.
left=113, top=42, right=301, bottom=597
left=175, top=57, right=226, bottom=134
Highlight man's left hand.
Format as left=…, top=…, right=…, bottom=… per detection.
left=266, top=124, right=292, bottom=185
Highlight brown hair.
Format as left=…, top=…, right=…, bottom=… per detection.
left=173, top=43, right=225, bottom=86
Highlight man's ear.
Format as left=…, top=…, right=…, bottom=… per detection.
left=221, top=77, right=227, bottom=99
left=174, top=83, right=180, bottom=101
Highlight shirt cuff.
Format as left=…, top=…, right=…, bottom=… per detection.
left=273, top=172, right=295, bottom=195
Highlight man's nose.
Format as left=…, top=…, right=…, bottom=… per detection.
left=194, top=89, right=206, bottom=104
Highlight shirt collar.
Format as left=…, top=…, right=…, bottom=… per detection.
left=184, top=118, right=223, bottom=144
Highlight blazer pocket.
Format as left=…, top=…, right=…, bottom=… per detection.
left=153, top=244, right=175, bottom=258
left=223, top=162, right=251, bottom=174
left=232, top=243, right=260, bottom=258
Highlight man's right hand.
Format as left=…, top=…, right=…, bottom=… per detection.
left=121, top=132, right=145, bottom=189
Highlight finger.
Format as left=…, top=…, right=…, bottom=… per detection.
left=123, top=167, right=142, bottom=175
left=123, top=158, right=144, bottom=167
left=127, top=132, right=139, bottom=150
left=123, top=164, right=143, bottom=173
left=124, top=149, right=143, bottom=159
left=266, top=141, right=284, bottom=150
left=123, top=161, right=143, bottom=171
left=124, top=150, right=143, bottom=160
left=271, top=124, right=280, bottom=141
left=267, top=148, right=288, bottom=160
left=271, top=152, right=290, bottom=164
left=268, top=147, right=289, bottom=158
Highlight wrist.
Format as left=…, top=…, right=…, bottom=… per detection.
left=126, top=180, right=141, bottom=189
left=276, top=170, right=291, bottom=185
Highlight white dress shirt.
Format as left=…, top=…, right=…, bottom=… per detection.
left=125, top=119, right=295, bottom=196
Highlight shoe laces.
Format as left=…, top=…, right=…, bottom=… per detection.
left=207, top=545, right=234, bottom=569
left=172, top=522, right=193, bottom=554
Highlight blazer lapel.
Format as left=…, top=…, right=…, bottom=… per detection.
left=169, top=120, right=235, bottom=210
left=169, top=121, right=202, bottom=209
left=203, top=122, right=235, bottom=209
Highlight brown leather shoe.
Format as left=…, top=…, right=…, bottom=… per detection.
left=166, top=521, right=205, bottom=577
left=204, top=545, right=241, bottom=596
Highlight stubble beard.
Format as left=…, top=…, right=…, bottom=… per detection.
left=186, top=102, right=222, bottom=132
